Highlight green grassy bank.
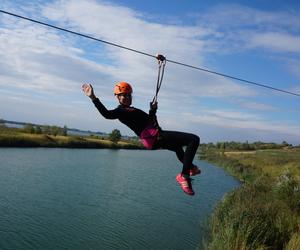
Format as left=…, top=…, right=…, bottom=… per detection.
left=0, top=127, right=143, bottom=149
left=201, top=148, right=300, bottom=250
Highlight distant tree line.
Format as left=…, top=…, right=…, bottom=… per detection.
left=0, top=119, right=68, bottom=136
left=199, top=140, right=296, bottom=160
left=23, top=124, right=68, bottom=136
left=201, top=140, right=292, bottom=155
left=202, top=140, right=292, bottom=151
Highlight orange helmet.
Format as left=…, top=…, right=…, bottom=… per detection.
left=114, top=82, right=133, bottom=95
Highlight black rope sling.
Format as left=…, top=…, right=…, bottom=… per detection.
left=152, top=54, right=166, bottom=104
left=148, top=54, right=166, bottom=133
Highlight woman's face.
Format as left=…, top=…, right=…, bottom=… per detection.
left=117, top=93, right=132, bottom=106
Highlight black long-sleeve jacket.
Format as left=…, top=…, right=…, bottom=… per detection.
left=92, top=98, right=159, bottom=137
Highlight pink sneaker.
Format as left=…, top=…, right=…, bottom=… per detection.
left=190, top=166, right=201, bottom=176
left=176, top=174, right=195, bottom=196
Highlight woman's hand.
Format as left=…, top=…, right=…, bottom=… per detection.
left=150, top=101, right=158, bottom=111
left=82, top=83, right=96, bottom=100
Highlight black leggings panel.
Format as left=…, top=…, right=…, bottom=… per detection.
left=153, top=130, right=200, bottom=176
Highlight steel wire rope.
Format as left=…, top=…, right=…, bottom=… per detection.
left=1, top=9, right=300, bottom=98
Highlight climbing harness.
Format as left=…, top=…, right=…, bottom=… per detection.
left=152, top=54, right=166, bottom=104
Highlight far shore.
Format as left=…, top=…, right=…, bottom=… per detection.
left=0, top=132, right=144, bottom=150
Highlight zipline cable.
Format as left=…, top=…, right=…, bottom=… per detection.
left=1, top=9, right=300, bottom=98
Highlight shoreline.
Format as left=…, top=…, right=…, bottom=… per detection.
left=0, top=133, right=144, bottom=150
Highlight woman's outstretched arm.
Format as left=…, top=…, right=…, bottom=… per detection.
left=82, top=83, right=119, bottom=119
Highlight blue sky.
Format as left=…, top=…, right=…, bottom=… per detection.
left=1, top=0, right=300, bottom=144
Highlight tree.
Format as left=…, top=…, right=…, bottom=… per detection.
left=35, top=126, right=42, bottom=134
left=62, top=125, right=68, bottom=136
left=0, top=119, right=6, bottom=129
left=220, top=142, right=225, bottom=156
left=24, top=124, right=35, bottom=134
left=109, top=129, right=121, bottom=143
left=51, top=126, right=60, bottom=136
left=43, top=126, right=51, bottom=135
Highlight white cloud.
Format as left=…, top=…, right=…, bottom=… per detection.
left=195, top=4, right=300, bottom=54
left=230, top=99, right=278, bottom=111
left=0, top=21, right=117, bottom=97
left=202, top=4, right=300, bottom=30
left=175, top=109, right=300, bottom=137
left=249, top=32, right=300, bottom=53
left=284, top=58, right=300, bottom=81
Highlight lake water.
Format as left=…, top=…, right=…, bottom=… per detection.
left=0, top=148, right=239, bottom=250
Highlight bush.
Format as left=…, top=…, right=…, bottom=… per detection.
left=208, top=177, right=298, bottom=250
left=275, top=171, right=300, bottom=213
left=109, top=129, right=121, bottom=143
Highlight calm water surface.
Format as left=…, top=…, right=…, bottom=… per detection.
left=0, top=148, right=239, bottom=250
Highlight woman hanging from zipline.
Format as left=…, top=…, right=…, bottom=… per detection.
left=82, top=55, right=200, bottom=196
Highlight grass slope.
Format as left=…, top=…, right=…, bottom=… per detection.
left=203, top=149, right=300, bottom=250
